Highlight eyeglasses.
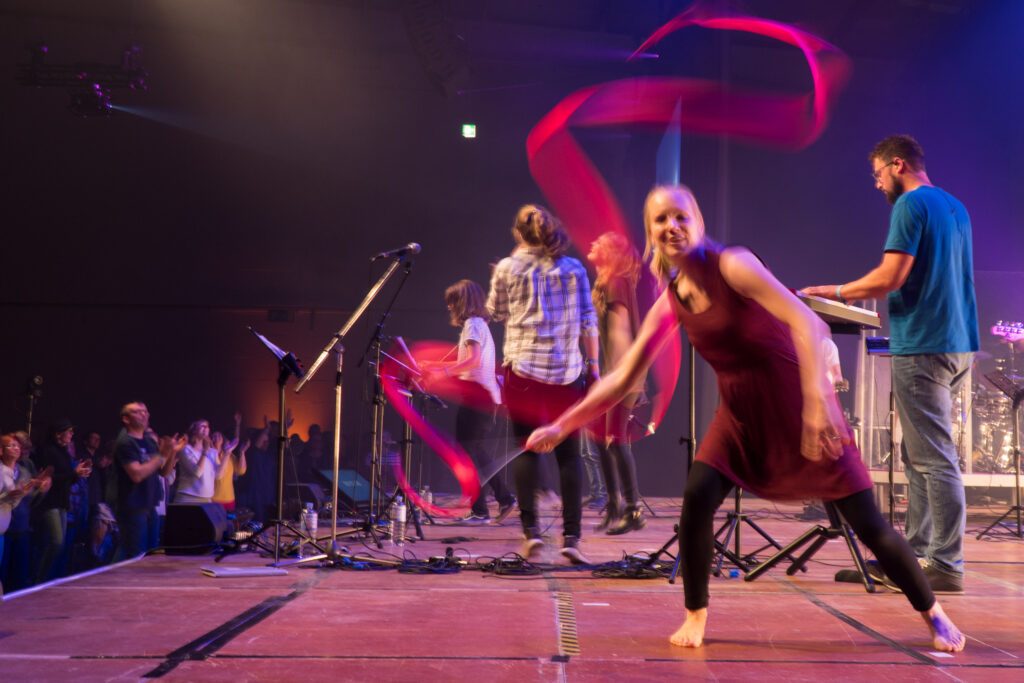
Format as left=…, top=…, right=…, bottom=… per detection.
left=872, top=159, right=897, bottom=180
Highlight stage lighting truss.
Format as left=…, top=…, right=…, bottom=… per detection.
left=69, top=83, right=113, bottom=117
left=18, top=42, right=148, bottom=116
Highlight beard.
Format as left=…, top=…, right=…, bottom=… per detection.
left=884, top=178, right=906, bottom=205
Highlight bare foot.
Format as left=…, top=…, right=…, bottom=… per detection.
left=921, top=602, right=966, bottom=653
left=669, top=608, right=708, bottom=648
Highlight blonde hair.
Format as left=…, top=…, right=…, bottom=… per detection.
left=444, top=279, right=489, bottom=327
left=512, top=204, right=569, bottom=259
left=642, top=184, right=706, bottom=283
left=591, top=232, right=641, bottom=316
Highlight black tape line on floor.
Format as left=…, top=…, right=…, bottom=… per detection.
left=141, top=573, right=326, bottom=678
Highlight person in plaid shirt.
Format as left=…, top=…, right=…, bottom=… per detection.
left=487, top=204, right=600, bottom=564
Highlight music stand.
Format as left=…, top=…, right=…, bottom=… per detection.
left=248, top=327, right=324, bottom=564
left=976, top=371, right=1024, bottom=540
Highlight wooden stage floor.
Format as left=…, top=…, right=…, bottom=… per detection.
left=2, top=497, right=1022, bottom=682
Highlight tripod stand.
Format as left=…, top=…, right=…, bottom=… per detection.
left=743, top=501, right=876, bottom=593
left=976, top=371, right=1024, bottom=540
left=642, top=344, right=749, bottom=579
left=711, top=489, right=800, bottom=577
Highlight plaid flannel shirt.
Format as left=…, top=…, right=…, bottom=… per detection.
left=487, top=246, right=598, bottom=385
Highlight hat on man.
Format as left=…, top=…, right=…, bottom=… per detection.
left=50, top=417, right=75, bottom=434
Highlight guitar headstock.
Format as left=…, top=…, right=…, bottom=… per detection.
left=991, top=321, right=1024, bottom=343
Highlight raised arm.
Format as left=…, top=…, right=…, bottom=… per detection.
left=719, top=247, right=848, bottom=461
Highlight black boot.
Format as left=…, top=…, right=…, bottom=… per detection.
left=607, top=506, right=645, bottom=535
left=594, top=499, right=621, bottom=532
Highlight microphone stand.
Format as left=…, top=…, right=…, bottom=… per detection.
left=353, top=263, right=432, bottom=544
left=294, top=255, right=414, bottom=556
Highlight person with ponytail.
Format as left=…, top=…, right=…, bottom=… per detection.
left=486, top=204, right=600, bottom=564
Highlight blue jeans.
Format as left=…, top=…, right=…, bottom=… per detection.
left=119, top=508, right=161, bottom=558
left=33, top=508, right=67, bottom=584
left=893, top=352, right=972, bottom=576
left=580, top=432, right=606, bottom=500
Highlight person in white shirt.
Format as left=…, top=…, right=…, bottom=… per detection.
left=425, top=279, right=516, bottom=525
left=175, top=420, right=225, bottom=503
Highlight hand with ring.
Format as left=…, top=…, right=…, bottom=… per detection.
left=802, top=393, right=851, bottom=462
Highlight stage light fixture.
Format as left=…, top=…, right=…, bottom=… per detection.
left=461, top=123, right=476, bottom=138
left=69, top=83, right=113, bottom=117
left=18, top=41, right=148, bottom=114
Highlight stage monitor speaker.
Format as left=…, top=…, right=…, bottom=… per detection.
left=164, top=503, right=228, bottom=554
left=316, top=468, right=371, bottom=513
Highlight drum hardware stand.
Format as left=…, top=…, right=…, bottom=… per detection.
left=976, top=371, right=1024, bottom=540
left=373, top=370, right=439, bottom=543
left=291, top=252, right=416, bottom=562
left=743, top=502, right=876, bottom=592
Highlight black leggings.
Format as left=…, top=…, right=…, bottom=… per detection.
left=597, top=399, right=641, bottom=510
left=680, top=462, right=935, bottom=612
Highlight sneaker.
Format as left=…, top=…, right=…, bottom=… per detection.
left=494, top=499, right=517, bottom=525
left=583, top=495, right=608, bottom=510
left=521, top=532, right=544, bottom=560
left=923, top=564, right=964, bottom=594
left=460, top=514, right=491, bottom=525
left=560, top=535, right=591, bottom=565
left=607, top=507, right=645, bottom=536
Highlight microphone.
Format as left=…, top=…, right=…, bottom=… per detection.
left=371, top=242, right=421, bottom=261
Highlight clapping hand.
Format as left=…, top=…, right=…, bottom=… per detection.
left=159, top=434, right=187, bottom=460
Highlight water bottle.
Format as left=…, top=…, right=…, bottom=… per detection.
left=391, top=495, right=407, bottom=546
left=421, top=485, right=433, bottom=507
left=387, top=498, right=398, bottom=544
left=299, top=502, right=318, bottom=558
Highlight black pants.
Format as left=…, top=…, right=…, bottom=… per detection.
left=597, top=395, right=641, bottom=511
left=505, top=370, right=585, bottom=538
left=680, top=462, right=935, bottom=612
left=456, top=403, right=514, bottom=516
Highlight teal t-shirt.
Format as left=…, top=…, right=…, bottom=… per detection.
left=884, top=185, right=979, bottom=355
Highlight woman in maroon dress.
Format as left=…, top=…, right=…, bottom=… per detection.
left=527, top=185, right=965, bottom=653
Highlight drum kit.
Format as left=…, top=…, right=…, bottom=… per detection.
left=970, top=321, right=1023, bottom=474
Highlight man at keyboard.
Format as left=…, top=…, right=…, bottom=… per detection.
left=802, top=134, right=979, bottom=594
